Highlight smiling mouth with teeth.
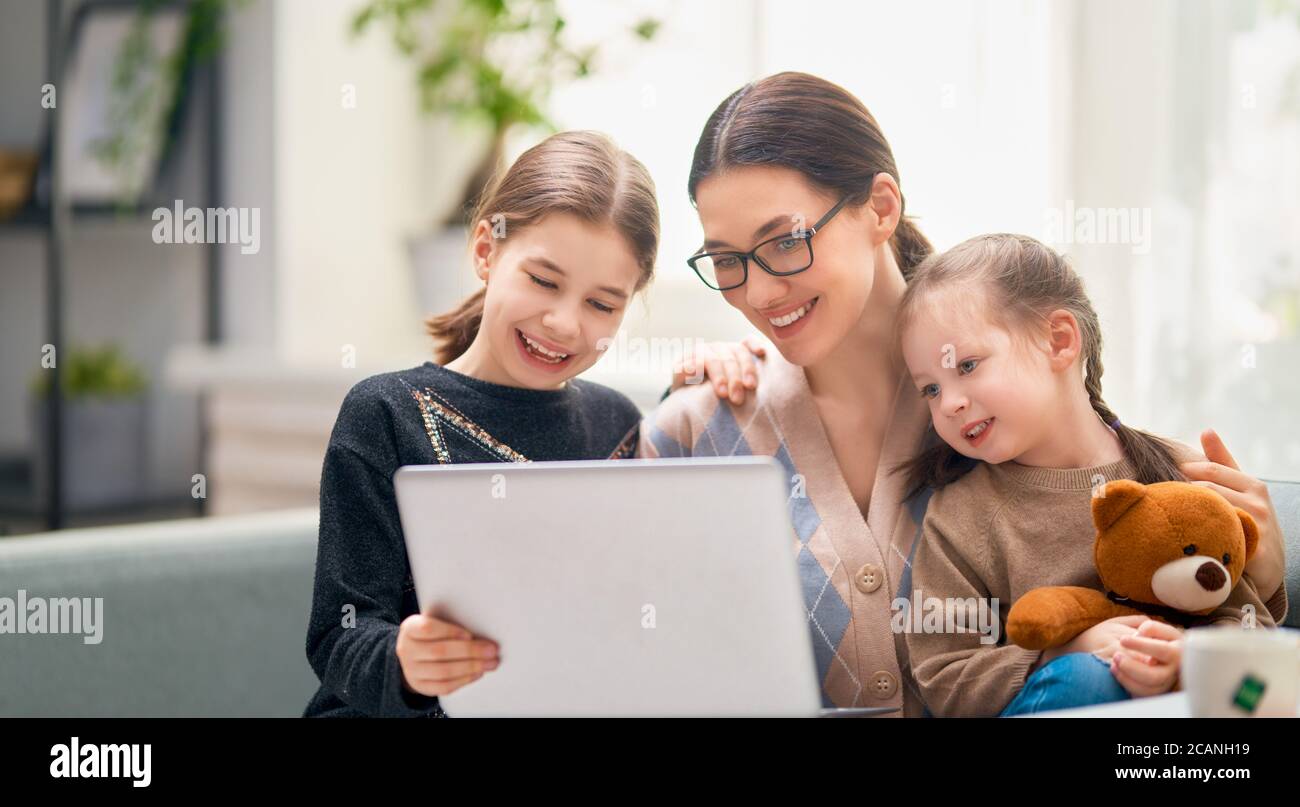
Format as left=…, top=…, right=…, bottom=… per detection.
left=767, top=297, right=819, bottom=328
left=517, top=329, right=573, bottom=364
left=965, top=418, right=993, bottom=439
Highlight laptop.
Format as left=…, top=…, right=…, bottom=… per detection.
left=393, top=456, right=897, bottom=717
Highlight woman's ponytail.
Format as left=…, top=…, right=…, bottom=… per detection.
left=891, top=215, right=933, bottom=281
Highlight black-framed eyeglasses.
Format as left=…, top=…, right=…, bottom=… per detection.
left=687, top=195, right=853, bottom=291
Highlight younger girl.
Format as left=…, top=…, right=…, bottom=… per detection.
left=897, top=234, right=1285, bottom=717
left=303, top=131, right=750, bottom=717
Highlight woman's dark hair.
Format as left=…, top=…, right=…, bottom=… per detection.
left=688, top=71, right=932, bottom=278
left=426, top=130, right=659, bottom=364
left=893, top=234, right=1186, bottom=499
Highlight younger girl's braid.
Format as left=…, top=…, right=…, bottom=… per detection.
left=1081, top=311, right=1183, bottom=484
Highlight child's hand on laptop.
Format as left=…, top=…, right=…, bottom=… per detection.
left=397, top=608, right=499, bottom=697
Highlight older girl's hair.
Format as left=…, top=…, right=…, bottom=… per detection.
left=688, top=71, right=933, bottom=278
left=426, top=130, right=659, bottom=364
left=893, top=233, right=1185, bottom=498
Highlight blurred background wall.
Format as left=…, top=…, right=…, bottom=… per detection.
left=1, top=0, right=1296, bottom=534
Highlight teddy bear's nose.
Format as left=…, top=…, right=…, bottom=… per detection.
left=1195, top=561, right=1227, bottom=591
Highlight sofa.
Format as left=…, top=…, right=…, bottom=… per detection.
left=2, top=482, right=1298, bottom=717
left=0, top=508, right=319, bottom=717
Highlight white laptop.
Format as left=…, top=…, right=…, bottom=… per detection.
left=393, top=456, right=896, bottom=717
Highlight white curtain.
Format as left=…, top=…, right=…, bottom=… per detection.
left=549, top=0, right=1299, bottom=479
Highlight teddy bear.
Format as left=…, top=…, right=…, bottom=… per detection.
left=1006, top=479, right=1259, bottom=650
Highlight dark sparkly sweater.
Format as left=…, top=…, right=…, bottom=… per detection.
left=303, top=361, right=641, bottom=717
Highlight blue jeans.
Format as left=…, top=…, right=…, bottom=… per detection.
left=999, top=652, right=1131, bottom=716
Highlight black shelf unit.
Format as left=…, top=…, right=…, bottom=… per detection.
left=0, top=0, right=223, bottom=534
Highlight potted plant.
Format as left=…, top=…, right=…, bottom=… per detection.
left=30, top=345, right=149, bottom=511
left=92, top=0, right=236, bottom=207
left=350, top=0, right=658, bottom=317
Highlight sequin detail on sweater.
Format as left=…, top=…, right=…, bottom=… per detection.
left=406, top=385, right=529, bottom=464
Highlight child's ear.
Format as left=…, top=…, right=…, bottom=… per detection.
left=1045, top=309, right=1082, bottom=372
left=470, top=218, right=496, bottom=282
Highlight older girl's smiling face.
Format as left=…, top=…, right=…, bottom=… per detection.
left=473, top=212, right=642, bottom=389
left=692, top=166, right=879, bottom=367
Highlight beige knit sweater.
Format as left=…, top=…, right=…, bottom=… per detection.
left=641, top=349, right=935, bottom=716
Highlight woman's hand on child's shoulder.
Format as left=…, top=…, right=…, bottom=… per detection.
left=396, top=609, right=499, bottom=697
left=1111, top=619, right=1184, bottom=698
left=670, top=336, right=767, bottom=406
left=1180, top=428, right=1286, bottom=601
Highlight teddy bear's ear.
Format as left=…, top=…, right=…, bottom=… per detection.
left=1092, top=479, right=1147, bottom=531
left=1237, top=507, right=1259, bottom=561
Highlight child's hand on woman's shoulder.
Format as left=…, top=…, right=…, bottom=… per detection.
left=396, top=608, right=499, bottom=697
left=670, top=336, right=767, bottom=405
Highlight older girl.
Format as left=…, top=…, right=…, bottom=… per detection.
left=304, top=131, right=751, bottom=717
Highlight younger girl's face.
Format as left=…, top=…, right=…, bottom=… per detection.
left=474, top=212, right=643, bottom=389
left=900, top=294, right=1060, bottom=465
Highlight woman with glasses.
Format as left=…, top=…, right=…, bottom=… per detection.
left=645, top=71, right=1289, bottom=718
left=641, top=71, right=937, bottom=715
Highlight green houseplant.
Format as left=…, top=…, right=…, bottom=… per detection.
left=31, top=345, right=148, bottom=400
left=349, top=0, right=658, bottom=320
left=350, top=0, right=659, bottom=225
left=30, top=345, right=150, bottom=511
left=93, top=0, right=238, bottom=206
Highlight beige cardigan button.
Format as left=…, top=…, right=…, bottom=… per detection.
left=869, top=670, right=898, bottom=699
left=854, top=563, right=884, bottom=594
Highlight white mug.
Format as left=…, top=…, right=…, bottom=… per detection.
left=1181, top=626, right=1300, bottom=717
